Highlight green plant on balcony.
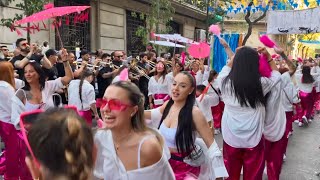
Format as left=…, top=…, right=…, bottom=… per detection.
left=135, top=0, right=175, bottom=51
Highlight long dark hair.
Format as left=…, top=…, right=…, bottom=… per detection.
left=155, top=61, right=167, bottom=83
left=301, top=66, right=314, bottom=84
left=222, top=46, right=266, bottom=108
left=159, top=71, right=196, bottom=154
left=23, top=61, right=46, bottom=91
left=79, top=69, right=94, bottom=109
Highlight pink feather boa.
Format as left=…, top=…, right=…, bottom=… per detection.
left=259, top=54, right=272, bottom=78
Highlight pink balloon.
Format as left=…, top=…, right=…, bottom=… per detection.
left=209, top=24, right=221, bottom=36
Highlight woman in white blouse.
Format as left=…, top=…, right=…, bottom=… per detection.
left=68, top=69, right=99, bottom=127
left=94, top=81, right=174, bottom=180
left=295, top=65, right=318, bottom=126
left=12, top=49, right=73, bottom=127
left=216, top=42, right=280, bottom=179
left=0, top=61, right=26, bottom=179
left=148, top=61, right=172, bottom=109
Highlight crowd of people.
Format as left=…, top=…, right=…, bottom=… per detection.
left=0, top=36, right=319, bottom=180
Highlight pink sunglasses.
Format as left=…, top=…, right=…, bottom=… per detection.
left=19, top=106, right=78, bottom=168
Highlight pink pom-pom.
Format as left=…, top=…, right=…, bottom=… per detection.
left=298, top=57, right=303, bottom=62
left=97, top=119, right=105, bottom=128
left=119, top=68, right=128, bottom=81
left=209, top=24, right=221, bottom=36
left=259, top=54, right=272, bottom=78
left=259, top=35, right=276, bottom=48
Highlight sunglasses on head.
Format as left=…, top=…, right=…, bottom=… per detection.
left=100, top=99, right=132, bottom=111
left=19, top=106, right=78, bottom=168
left=21, top=43, right=29, bottom=47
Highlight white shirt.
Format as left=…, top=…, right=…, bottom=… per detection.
left=68, top=79, right=95, bottom=111
left=148, top=75, right=173, bottom=96
left=196, top=95, right=215, bottom=122
left=216, top=66, right=281, bottom=148
left=192, top=70, right=204, bottom=85
left=281, top=72, right=300, bottom=112
left=0, top=81, right=15, bottom=124
left=11, top=78, right=65, bottom=127
left=295, top=70, right=318, bottom=93
left=202, top=80, right=220, bottom=107
left=15, top=78, right=25, bottom=89
left=264, top=72, right=287, bottom=142
left=93, top=130, right=175, bottom=180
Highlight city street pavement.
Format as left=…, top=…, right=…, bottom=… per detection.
left=214, top=115, right=320, bottom=180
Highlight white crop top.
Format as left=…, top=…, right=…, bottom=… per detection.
left=159, top=123, right=176, bottom=148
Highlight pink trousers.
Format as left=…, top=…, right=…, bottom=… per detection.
left=299, top=91, right=315, bottom=120
left=79, top=110, right=92, bottom=127
left=283, top=111, right=293, bottom=155
left=0, top=121, right=32, bottom=180
left=265, top=134, right=287, bottom=180
left=223, top=139, right=265, bottom=180
left=169, top=152, right=200, bottom=180
left=211, top=101, right=224, bottom=129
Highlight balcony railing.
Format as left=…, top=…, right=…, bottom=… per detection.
left=177, top=0, right=207, bottom=11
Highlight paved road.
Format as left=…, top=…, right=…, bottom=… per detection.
left=214, top=115, right=320, bottom=180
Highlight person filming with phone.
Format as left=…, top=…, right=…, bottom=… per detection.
left=10, top=38, right=52, bottom=79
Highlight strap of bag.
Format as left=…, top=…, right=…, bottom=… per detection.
left=209, top=83, right=221, bottom=101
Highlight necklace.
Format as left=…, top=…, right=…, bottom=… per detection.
left=114, top=131, right=134, bottom=151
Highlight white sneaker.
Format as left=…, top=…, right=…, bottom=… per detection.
left=302, top=116, right=308, bottom=124
left=294, top=120, right=299, bottom=124
left=283, top=154, right=286, bottom=161
left=298, top=122, right=303, bottom=127
left=214, top=129, right=221, bottom=135
left=308, top=119, right=312, bottom=123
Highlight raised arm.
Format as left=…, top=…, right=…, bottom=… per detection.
left=274, top=47, right=296, bottom=76
left=60, top=49, right=74, bottom=85
left=40, top=53, right=53, bottom=69
left=219, top=38, right=234, bottom=60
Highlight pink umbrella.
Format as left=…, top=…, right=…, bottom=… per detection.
left=188, top=42, right=211, bottom=58
left=14, top=4, right=90, bottom=48
left=15, top=6, right=90, bottom=25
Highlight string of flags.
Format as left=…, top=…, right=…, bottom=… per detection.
left=210, top=0, right=320, bottom=15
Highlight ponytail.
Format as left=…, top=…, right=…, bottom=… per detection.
left=79, top=69, right=94, bottom=109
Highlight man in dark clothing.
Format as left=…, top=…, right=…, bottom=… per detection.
left=10, top=38, right=52, bottom=79
left=43, top=49, right=59, bottom=80
left=137, top=52, right=150, bottom=109
left=0, top=46, right=11, bottom=61
left=97, top=53, right=116, bottom=98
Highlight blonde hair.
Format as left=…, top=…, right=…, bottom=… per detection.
left=27, top=108, right=94, bottom=180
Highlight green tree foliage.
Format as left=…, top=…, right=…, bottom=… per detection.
left=135, top=0, right=175, bottom=48
left=1, top=0, right=49, bottom=42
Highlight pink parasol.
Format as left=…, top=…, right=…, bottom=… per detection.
left=14, top=4, right=90, bottom=48
left=188, top=42, right=211, bottom=58
left=15, top=6, right=90, bottom=25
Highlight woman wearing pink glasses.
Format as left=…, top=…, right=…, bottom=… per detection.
left=94, top=81, right=175, bottom=180
left=148, top=61, right=173, bottom=109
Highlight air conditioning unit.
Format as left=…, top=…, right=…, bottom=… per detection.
left=195, top=29, right=206, bottom=42
left=0, top=0, right=9, bottom=6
